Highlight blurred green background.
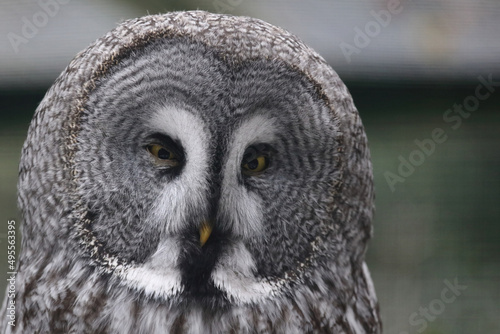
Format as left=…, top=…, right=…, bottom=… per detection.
left=1, top=1, right=499, bottom=333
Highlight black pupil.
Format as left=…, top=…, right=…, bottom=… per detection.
left=158, top=148, right=171, bottom=160
left=247, top=159, right=259, bottom=170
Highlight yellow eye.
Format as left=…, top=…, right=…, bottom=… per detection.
left=242, top=155, right=268, bottom=175
left=147, top=144, right=179, bottom=167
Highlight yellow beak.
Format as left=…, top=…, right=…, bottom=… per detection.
left=199, top=221, right=213, bottom=247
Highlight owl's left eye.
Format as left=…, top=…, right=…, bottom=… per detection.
left=146, top=144, right=180, bottom=167
left=241, top=145, right=271, bottom=176
left=242, top=155, right=268, bottom=174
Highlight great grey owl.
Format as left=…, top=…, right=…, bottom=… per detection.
left=1, top=11, right=380, bottom=333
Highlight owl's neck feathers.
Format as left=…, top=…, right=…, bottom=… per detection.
left=8, top=241, right=377, bottom=333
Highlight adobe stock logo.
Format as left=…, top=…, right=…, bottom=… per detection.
left=7, top=0, right=71, bottom=54
left=385, top=74, right=499, bottom=192
left=212, top=0, right=242, bottom=14
left=339, top=0, right=404, bottom=63
left=399, top=278, right=467, bottom=334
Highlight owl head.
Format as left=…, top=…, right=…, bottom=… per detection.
left=11, top=11, right=378, bottom=333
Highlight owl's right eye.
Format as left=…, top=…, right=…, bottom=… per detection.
left=146, top=143, right=181, bottom=168
left=148, top=144, right=176, bottom=160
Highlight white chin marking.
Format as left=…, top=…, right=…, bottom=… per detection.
left=148, top=104, right=210, bottom=234
left=211, top=241, right=279, bottom=304
left=121, top=238, right=183, bottom=299
left=219, top=114, right=277, bottom=238
left=120, top=240, right=280, bottom=304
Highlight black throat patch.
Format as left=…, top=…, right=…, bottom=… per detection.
left=177, top=224, right=231, bottom=308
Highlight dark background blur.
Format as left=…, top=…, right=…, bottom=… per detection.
left=1, top=1, right=499, bottom=333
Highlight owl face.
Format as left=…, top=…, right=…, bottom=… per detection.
left=75, top=37, right=343, bottom=306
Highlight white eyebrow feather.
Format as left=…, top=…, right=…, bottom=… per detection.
left=147, top=104, right=211, bottom=234
left=218, top=114, right=277, bottom=238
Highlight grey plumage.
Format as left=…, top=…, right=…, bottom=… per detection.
left=1, top=11, right=381, bottom=333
